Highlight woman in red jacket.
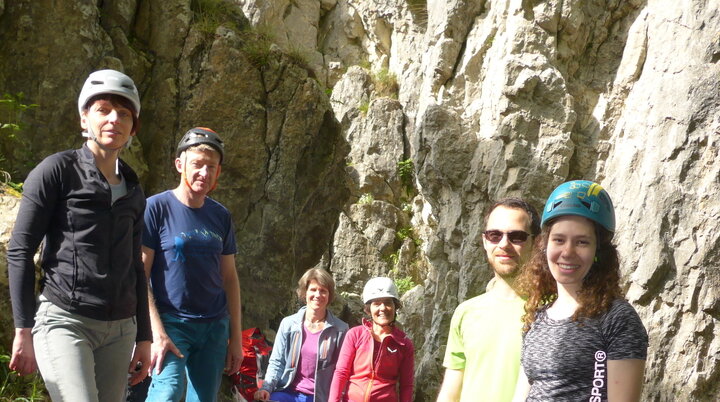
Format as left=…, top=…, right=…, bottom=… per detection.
left=328, top=277, right=414, bottom=402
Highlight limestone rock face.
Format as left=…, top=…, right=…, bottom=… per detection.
left=1, top=0, right=719, bottom=400
left=0, top=1, right=349, bottom=331
left=0, top=190, right=21, bottom=347
left=323, top=0, right=720, bottom=400
left=0, top=191, right=20, bottom=289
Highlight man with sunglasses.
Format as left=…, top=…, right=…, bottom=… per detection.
left=142, top=128, right=243, bottom=401
left=437, top=198, right=540, bottom=402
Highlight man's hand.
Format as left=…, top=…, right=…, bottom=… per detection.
left=224, top=338, right=243, bottom=374
left=128, top=340, right=151, bottom=386
left=9, top=328, right=37, bottom=375
left=149, top=333, right=184, bottom=375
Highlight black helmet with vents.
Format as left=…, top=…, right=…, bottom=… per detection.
left=176, top=127, right=225, bottom=163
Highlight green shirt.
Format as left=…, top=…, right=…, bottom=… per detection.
left=443, top=288, right=525, bottom=402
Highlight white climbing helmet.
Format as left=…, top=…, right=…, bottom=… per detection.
left=362, top=277, right=401, bottom=308
left=78, top=69, right=140, bottom=117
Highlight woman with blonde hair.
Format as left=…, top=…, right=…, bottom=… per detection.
left=254, top=268, right=348, bottom=402
left=513, top=180, right=648, bottom=401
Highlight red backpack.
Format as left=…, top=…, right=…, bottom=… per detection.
left=229, top=327, right=273, bottom=401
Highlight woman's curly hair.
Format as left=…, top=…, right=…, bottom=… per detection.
left=516, top=217, right=623, bottom=332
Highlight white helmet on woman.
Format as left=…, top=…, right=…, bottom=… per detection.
left=362, top=277, right=402, bottom=308
left=78, top=69, right=140, bottom=117
left=78, top=69, right=141, bottom=145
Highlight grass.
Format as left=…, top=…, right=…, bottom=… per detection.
left=240, top=27, right=274, bottom=68
left=285, top=44, right=313, bottom=71
left=190, top=0, right=244, bottom=35
left=0, top=352, right=47, bottom=400
left=350, top=67, right=399, bottom=114
left=373, top=68, right=399, bottom=98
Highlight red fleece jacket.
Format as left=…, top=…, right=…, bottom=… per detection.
left=328, top=319, right=414, bottom=402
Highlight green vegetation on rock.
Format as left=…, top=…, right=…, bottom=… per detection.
left=373, top=68, right=399, bottom=99
left=190, top=0, right=244, bottom=34
left=0, top=92, right=37, bottom=188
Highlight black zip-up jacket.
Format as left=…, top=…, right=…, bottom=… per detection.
left=7, top=144, right=151, bottom=341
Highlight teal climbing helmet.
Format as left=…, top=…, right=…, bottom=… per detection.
left=541, top=180, right=615, bottom=232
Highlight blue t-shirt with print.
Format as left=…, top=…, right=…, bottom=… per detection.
left=143, top=190, right=237, bottom=321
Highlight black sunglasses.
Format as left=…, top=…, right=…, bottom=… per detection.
left=482, top=230, right=531, bottom=245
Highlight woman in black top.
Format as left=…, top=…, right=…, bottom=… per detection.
left=7, top=69, right=151, bottom=401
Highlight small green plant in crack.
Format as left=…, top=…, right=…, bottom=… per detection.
left=397, top=158, right=415, bottom=193
left=396, top=227, right=413, bottom=242
left=394, top=275, right=416, bottom=296
left=384, top=252, right=399, bottom=269
left=396, top=225, right=422, bottom=247
left=390, top=267, right=417, bottom=296
left=358, top=100, right=370, bottom=115
left=358, top=193, right=374, bottom=205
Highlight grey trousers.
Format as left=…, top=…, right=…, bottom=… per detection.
left=32, top=297, right=137, bottom=402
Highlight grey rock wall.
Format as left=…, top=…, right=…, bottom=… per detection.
left=0, top=0, right=349, bottom=331
left=310, top=0, right=719, bottom=400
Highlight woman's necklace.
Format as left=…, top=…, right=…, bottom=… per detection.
left=306, top=320, right=324, bottom=331
left=305, top=312, right=327, bottom=331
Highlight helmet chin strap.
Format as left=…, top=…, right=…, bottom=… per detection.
left=85, top=126, right=133, bottom=152
left=181, top=153, right=221, bottom=194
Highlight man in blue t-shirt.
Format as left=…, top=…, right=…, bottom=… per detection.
left=143, top=127, right=243, bottom=401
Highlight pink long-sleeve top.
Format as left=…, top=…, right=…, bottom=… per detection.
left=328, top=319, right=414, bottom=402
